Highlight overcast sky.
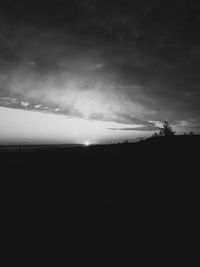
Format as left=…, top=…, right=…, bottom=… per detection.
left=0, top=0, right=200, bottom=144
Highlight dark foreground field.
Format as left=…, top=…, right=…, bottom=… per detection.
left=1, top=135, right=199, bottom=210
left=1, top=135, right=199, bottom=260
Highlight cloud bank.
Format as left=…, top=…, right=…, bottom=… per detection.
left=0, top=0, right=200, bottom=134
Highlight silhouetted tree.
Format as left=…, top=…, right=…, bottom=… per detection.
left=189, top=131, right=194, bottom=135
left=151, top=132, right=159, bottom=138
left=159, top=121, right=175, bottom=136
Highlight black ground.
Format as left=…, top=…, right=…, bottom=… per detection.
left=1, top=135, right=199, bottom=209
left=1, top=135, right=199, bottom=261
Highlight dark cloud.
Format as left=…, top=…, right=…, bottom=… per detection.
left=89, top=113, right=155, bottom=125
left=109, top=126, right=160, bottom=132
left=0, top=0, right=200, bottom=129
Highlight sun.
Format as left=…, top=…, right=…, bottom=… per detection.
left=84, top=141, right=90, bottom=146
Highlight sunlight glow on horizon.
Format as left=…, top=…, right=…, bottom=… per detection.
left=84, top=141, right=90, bottom=146
left=0, top=107, right=150, bottom=144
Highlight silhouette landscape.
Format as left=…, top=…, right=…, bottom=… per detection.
left=1, top=121, right=199, bottom=209
left=0, top=3, right=200, bottom=256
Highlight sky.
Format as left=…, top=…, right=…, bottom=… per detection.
left=0, top=0, right=200, bottom=144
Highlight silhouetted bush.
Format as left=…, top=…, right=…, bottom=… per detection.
left=151, top=133, right=159, bottom=138
left=159, top=121, right=175, bottom=136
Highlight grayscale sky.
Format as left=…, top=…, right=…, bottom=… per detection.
left=0, top=0, right=200, bottom=144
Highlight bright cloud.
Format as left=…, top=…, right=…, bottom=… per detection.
left=21, top=101, right=30, bottom=107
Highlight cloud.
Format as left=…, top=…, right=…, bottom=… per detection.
left=108, top=120, right=160, bottom=131
left=1, top=61, right=154, bottom=124
left=0, top=97, right=17, bottom=104
left=0, top=1, right=200, bottom=131
left=109, top=126, right=160, bottom=132
left=35, top=104, right=42, bottom=108
left=21, top=101, right=29, bottom=107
